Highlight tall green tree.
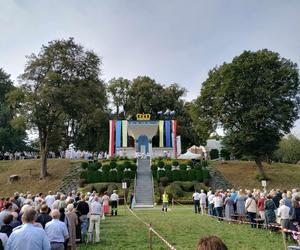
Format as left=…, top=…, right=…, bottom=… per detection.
left=273, top=134, right=300, bottom=164
left=195, top=49, right=300, bottom=174
left=107, top=77, right=131, bottom=118
left=0, top=68, right=26, bottom=152
left=20, top=38, right=107, bottom=178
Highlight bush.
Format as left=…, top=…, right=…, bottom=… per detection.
left=107, top=183, right=119, bottom=195
left=129, top=163, right=137, bottom=172
left=151, top=164, right=157, bottom=171
left=87, top=171, right=102, bottom=183
left=159, top=176, right=169, bottom=186
left=92, top=183, right=108, bottom=193
left=81, top=162, right=88, bottom=170
left=172, top=160, right=179, bottom=166
left=220, top=148, right=230, bottom=160
left=165, top=183, right=184, bottom=198
left=256, top=173, right=270, bottom=181
left=195, top=170, right=203, bottom=182
left=172, top=170, right=181, bottom=182
left=110, top=160, right=117, bottom=169
left=117, top=171, right=124, bottom=182
left=202, top=169, right=210, bottom=181
left=194, top=163, right=202, bottom=171
left=194, top=183, right=209, bottom=192
left=88, top=163, right=101, bottom=171
left=188, top=169, right=197, bottom=181
left=102, top=171, right=110, bottom=182
left=187, top=160, right=193, bottom=167
left=152, top=170, right=157, bottom=178
left=179, top=170, right=188, bottom=181
left=165, top=170, right=173, bottom=182
left=102, top=164, right=110, bottom=172
left=157, top=160, right=165, bottom=168
left=179, top=164, right=187, bottom=171
left=180, top=181, right=194, bottom=192
left=109, top=171, right=118, bottom=182
left=201, top=160, right=208, bottom=168
left=117, top=163, right=125, bottom=172
left=123, top=160, right=132, bottom=169
left=210, top=149, right=219, bottom=160
left=80, top=171, right=87, bottom=180
left=157, top=170, right=166, bottom=181
left=165, top=164, right=172, bottom=171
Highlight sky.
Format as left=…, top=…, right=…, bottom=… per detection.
left=1, top=0, right=300, bottom=136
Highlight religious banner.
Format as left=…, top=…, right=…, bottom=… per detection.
left=122, top=120, right=128, bottom=147
left=109, top=120, right=115, bottom=157
left=116, top=120, right=122, bottom=148
left=159, top=120, right=164, bottom=147
left=172, top=120, right=177, bottom=158
left=165, top=120, right=171, bottom=147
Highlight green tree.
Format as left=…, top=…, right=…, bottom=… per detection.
left=0, top=69, right=26, bottom=152
left=195, top=49, right=300, bottom=174
left=107, top=77, right=131, bottom=118
left=273, top=134, right=300, bottom=164
left=20, top=38, right=107, bottom=178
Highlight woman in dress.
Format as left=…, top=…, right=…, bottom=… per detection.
left=66, top=204, right=78, bottom=250
left=102, top=191, right=110, bottom=216
left=236, top=190, right=246, bottom=221
left=264, top=195, right=277, bottom=225
left=224, top=192, right=234, bottom=221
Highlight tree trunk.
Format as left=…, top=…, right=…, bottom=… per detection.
left=40, top=134, right=49, bottom=179
left=255, top=159, right=265, bottom=176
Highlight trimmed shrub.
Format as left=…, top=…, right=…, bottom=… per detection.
left=92, top=183, right=108, bottom=193
left=157, top=160, right=165, bottom=168
left=123, top=160, right=132, bottom=169
left=188, top=169, right=197, bottom=181
left=159, top=177, right=169, bottom=186
left=194, top=163, right=202, bottom=171
left=152, top=170, right=157, bottom=178
left=129, top=163, right=137, bottom=172
left=151, top=164, right=158, bottom=171
left=172, top=160, right=179, bottom=166
left=107, top=183, right=119, bottom=195
left=165, top=170, right=173, bottom=182
left=201, top=160, right=208, bottom=168
left=220, top=148, right=230, bottom=160
left=81, top=162, right=88, bottom=170
left=187, top=160, right=194, bottom=167
left=87, top=171, right=102, bottom=183
left=202, top=169, right=210, bottom=181
left=109, top=171, right=118, bottom=182
left=195, top=170, right=203, bottom=182
left=179, top=170, right=188, bottom=181
left=117, top=163, right=125, bottom=172
left=102, top=164, right=110, bottom=172
left=80, top=171, right=87, bottom=180
left=157, top=170, right=166, bottom=181
left=210, top=149, right=219, bottom=160
left=102, top=171, right=110, bottom=182
left=165, top=164, right=172, bottom=171
left=117, top=171, right=124, bottom=182
left=179, top=164, right=187, bottom=171
left=110, top=160, right=117, bottom=169
left=194, top=183, right=209, bottom=192
left=172, top=170, right=181, bottom=182
left=88, top=162, right=101, bottom=171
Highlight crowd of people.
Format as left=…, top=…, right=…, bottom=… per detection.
left=0, top=190, right=119, bottom=249
left=192, top=188, right=300, bottom=241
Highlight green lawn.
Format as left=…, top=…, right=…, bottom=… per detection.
left=78, top=206, right=292, bottom=250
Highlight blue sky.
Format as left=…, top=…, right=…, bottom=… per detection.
left=1, top=0, right=300, bottom=135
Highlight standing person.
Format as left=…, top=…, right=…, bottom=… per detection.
left=207, top=192, right=215, bottom=216
left=212, top=192, right=223, bottom=220
left=230, top=189, right=238, bottom=212
left=88, top=197, right=101, bottom=243
left=192, top=190, right=200, bottom=214
left=162, top=191, right=169, bottom=213
left=264, top=195, right=277, bottom=225
left=6, top=208, right=51, bottom=250
left=224, top=193, right=234, bottom=221
left=45, top=191, right=55, bottom=210
left=110, top=190, right=119, bottom=216
left=65, top=204, right=78, bottom=250
left=257, top=194, right=266, bottom=221
left=199, top=190, right=207, bottom=215
left=76, top=194, right=89, bottom=242
left=101, top=192, right=110, bottom=216
left=236, top=191, right=246, bottom=221
left=36, top=204, right=52, bottom=229
left=0, top=214, right=13, bottom=237
left=45, top=209, right=69, bottom=250
left=245, top=194, right=257, bottom=228
left=277, top=200, right=290, bottom=240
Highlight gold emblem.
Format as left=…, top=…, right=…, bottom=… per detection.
left=136, top=114, right=151, bottom=120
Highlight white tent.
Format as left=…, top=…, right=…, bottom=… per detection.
left=178, top=151, right=202, bottom=160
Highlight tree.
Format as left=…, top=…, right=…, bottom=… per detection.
left=20, top=38, right=107, bottom=178
left=195, top=49, right=300, bottom=175
left=107, top=77, right=131, bottom=118
left=0, top=68, right=26, bottom=152
left=273, top=134, right=300, bottom=164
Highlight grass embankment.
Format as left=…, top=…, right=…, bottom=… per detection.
left=0, top=159, right=80, bottom=196
left=211, top=160, right=300, bottom=190
left=78, top=206, right=288, bottom=250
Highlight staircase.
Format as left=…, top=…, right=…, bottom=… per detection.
left=134, top=158, right=154, bottom=208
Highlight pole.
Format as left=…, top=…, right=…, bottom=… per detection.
left=149, top=223, right=153, bottom=250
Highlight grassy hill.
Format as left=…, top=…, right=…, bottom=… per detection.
left=0, top=159, right=80, bottom=196
left=210, top=160, right=300, bottom=190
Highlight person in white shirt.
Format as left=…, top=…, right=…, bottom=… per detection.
left=88, top=197, right=102, bottom=243
left=192, top=190, right=200, bottom=214
left=212, top=192, right=223, bottom=219
left=245, top=194, right=257, bottom=228
left=208, top=193, right=215, bottom=215
left=45, top=191, right=55, bottom=210
left=278, top=199, right=290, bottom=240
left=110, top=190, right=119, bottom=216
left=199, top=190, right=207, bottom=215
